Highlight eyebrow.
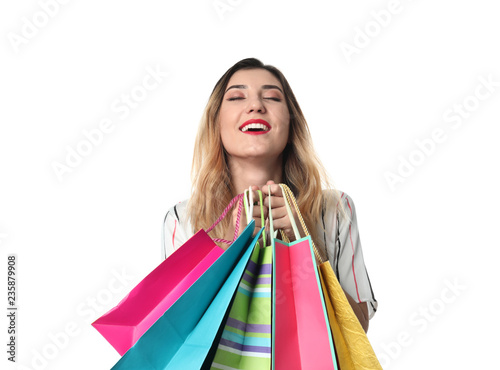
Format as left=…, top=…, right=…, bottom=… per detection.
left=225, top=84, right=284, bottom=94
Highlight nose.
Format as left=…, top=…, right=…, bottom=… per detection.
left=246, top=96, right=266, bottom=114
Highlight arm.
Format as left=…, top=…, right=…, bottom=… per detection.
left=344, top=289, right=369, bottom=332
left=327, top=192, right=378, bottom=327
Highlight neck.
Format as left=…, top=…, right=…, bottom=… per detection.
left=228, top=156, right=283, bottom=194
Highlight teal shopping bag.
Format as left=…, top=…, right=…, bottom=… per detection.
left=210, top=244, right=272, bottom=369
left=113, top=220, right=260, bottom=370
left=210, top=189, right=272, bottom=369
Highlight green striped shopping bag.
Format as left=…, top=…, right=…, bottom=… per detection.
left=210, top=241, right=272, bottom=369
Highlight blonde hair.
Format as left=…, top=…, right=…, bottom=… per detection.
left=188, top=58, right=347, bottom=253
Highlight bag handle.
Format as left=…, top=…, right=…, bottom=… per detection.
left=243, top=188, right=254, bottom=226
left=279, top=184, right=301, bottom=240
left=279, top=184, right=325, bottom=264
left=267, top=184, right=275, bottom=247
left=267, top=184, right=283, bottom=249
left=206, top=193, right=244, bottom=245
left=243, top=188, right=267, bottom=248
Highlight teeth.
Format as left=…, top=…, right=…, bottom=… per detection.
left=241, top=123, right=269, bottom=132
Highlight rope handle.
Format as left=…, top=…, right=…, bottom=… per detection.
left=206, top=193, right=244, bottom=245
left=280, top=184, right=325, bottom=264
left=279, top=184, right=301, bottom=241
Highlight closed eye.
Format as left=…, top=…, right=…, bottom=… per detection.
left=227, top=96, right=281, bottom=102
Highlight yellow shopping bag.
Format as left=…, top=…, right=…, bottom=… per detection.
left=281, top=185, right=382, bottom=370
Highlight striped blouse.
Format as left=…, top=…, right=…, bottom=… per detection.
left=162, top=191, right=378, bottom=319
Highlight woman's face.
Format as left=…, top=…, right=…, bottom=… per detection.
left=218, top=68, right=290, bottom=162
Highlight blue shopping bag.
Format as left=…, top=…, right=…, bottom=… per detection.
left=112, top=220, right=259, bottom=370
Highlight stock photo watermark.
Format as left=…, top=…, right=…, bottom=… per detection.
left=7, top=0, right=71, bottom=54
left=50, top=64, right=169, bottom=183
left=212, top=0, right=244, bottom=21
left=6, top=255, right=17, bottom=363
left=339, top=0, right=416, bottom=63
left=384, top=73, right=499, bottom=192
left=376, top=277, right=467, bottom=368
left=10, top=267, right=135, bottom=370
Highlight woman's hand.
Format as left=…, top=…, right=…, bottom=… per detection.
left=260, top=181, right=304, bottom=242
left=343, top=289, right=369, bottom=332
left=223, top=182, right=303, bottom=247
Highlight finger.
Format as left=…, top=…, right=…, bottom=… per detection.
left=261, top=185, right=283, bottom=198
left=262, top=206, right=269, bottom=219
left=271, top=217, right=299, bottom=241
left=251, top=201, right=267, bottom=222
left=263, top=194, right=285, bottom=209
left=261, top=183, right=281, bottom=196
left=246, top=187, right=264, bottom=208
left=271, top=217, right=293, bottom=233
left=251, top=217, right=265, bottom=229
left=268, top=206, right=288, bottom=220
left=250, top=188, right=261, bottom=205
left=252, top=204, right=265, bottom=217
left=262, top=181, right=276, bottom=201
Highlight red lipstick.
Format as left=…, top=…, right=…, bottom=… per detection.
left=239, top=119, right=271, bottom=135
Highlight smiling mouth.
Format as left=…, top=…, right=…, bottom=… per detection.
left=239, top=119, right=271, bottom=134
left=240, top=123, right=270, bottom=132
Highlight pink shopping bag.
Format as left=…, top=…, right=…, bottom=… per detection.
left=273, top=237, right=338, bottom=370
left=92, top=194, right=244, bottom=355
left=270, top=184, right=338, bottom=370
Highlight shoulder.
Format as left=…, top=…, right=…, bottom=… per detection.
left=338, top=191, right=356, bottom=216
left=320, top=189, right=354, bottom=217
left=318, top=190, right=362, bottom=235
left=162, top=199, right=192, bottom=260
left=164, top=199, right=189, bottom=223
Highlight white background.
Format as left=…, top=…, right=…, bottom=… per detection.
left=1, top=0, right=499, bottom=369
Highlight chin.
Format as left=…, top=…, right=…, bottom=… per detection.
left=242, top=151, right=284, bottom=162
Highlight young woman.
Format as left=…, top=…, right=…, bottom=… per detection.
left=162, top=58, right=377, bottom=332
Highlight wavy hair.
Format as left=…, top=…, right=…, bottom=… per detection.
left=187, top=58, right=346, bottom=256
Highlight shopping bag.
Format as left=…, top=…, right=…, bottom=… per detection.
left=92, top=194, right=245, bottom=355
left=112, top=219, right=261, bottom=370
left=318, top=271, right=355, bottom=370
left=319, top=264, right=383, bottom=370
left=210, top=243, right=272, bottom=369
left=281, top=184, right=382, bottom=370
left=210, top=189, right=272, bottom=369
left=271, top=184, right=338, bottom=370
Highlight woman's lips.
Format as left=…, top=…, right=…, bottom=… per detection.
left=239, top=119, right=271, bottom=135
